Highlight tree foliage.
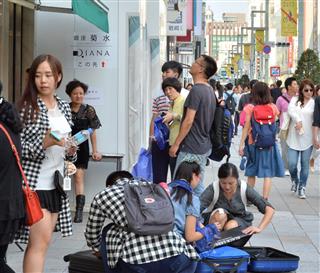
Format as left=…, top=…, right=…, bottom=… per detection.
left=294, top=49, right=320, bottom=84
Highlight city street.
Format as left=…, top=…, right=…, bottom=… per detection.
left=7, top=134, right=320, bottom=273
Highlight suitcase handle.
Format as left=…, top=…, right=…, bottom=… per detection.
left=201, top=257, right=247, bottom=273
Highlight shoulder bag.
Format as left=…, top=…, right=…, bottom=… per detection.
left=0, top=124, right=43, bottom=226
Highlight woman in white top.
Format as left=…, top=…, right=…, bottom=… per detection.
left=287, top=79, right=315, bottom=199
left=18, top=54, right=76, bottom=273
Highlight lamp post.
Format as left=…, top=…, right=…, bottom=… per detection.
left=250, top=10, right=266, bottom=80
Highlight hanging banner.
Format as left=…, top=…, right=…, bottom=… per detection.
left=167, top=0, right=187, bottom=36
left=243, top=44, right=251, bottom=61
left=232, top=53, right=241, bottom=72
left=226, top=65, right=231, bottom=77
left=255, top=29, right=264, bottom=53
left=281, top=0, right=297, bottom=37
left=193, top=0, right=202, bottom=36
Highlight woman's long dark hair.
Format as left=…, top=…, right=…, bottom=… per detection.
left=171, top=161, right=200, bottom=206
left=18, top=54, right=63, bottom=122
left=0, top=82, right=23, bottom=133
left=297, top=79, right=315, bottom=107
left=251, top=81, right=272, bottom=105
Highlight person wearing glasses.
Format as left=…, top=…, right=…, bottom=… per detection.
left=169, top=55, right=217, bottom=197
left=287, top=79, right=315, bottom=199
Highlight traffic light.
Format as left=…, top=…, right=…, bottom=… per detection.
left=230, top=67, right=234, bottom=74
left=276, top=42, right=290, bottom=47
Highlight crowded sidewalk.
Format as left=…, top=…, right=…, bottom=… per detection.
left=7, top=133, right=320, bottom=273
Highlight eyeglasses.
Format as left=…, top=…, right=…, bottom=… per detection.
left=195, top=60, right=205, bottom=68
left=303, top=88, right=313, bottom=93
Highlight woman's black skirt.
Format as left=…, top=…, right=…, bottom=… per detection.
left=37, top=189, right=62, bottom=213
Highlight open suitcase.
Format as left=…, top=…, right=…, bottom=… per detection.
left=64, top=250, right=105, bottom=273
left=241, top=247, right=300, bottom=272
left=196, top=246, right=250, bottom=273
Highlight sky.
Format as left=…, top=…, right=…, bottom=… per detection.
left=206, top=0, right=250, bottom=21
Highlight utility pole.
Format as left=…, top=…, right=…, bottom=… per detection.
left=264, top=0, right=269, bottom=83
left=250, top=10, right=266, bottom=80
left=250, top=12, right=255, bottom=80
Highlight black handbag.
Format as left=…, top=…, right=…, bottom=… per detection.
left=54, top=170, right=66, bottom=198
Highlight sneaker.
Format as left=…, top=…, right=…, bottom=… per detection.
left=298, top=187, right=306, bottom=199
left=291, top=182, right=297, bottom=193
left=284, top=170, right=290, bottom=176
left=240, top=156, right=247, bottom=171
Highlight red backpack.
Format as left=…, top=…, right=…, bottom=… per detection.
left=251, top=105, right=277, bottom=149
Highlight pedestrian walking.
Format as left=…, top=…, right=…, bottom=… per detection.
left=310, top=85, right=320, bottom=172
left=65, top=79, right=102, bottom=223
left=17, top=54, right=77, bottom=273
left=239, top=82, right=284, bottom=200
left=287, top=79, right=316, bottom=198
left=169, top=55, right=217, bottom=196
left=276, top=77, right=299, bottom=176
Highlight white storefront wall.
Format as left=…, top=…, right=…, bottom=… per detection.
left=34, top=0, right=164, bottom=208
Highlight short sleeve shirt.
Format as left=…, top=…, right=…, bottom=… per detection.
left=170, top=189, right=201, bottom=238
left=200, top=181, right=273, bottom=226
left=152, top=95, right=170, bottom=115
left=71, top=104, right=101, bottom=135
left=180, top=83, right=216, bottom=154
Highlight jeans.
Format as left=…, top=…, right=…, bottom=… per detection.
left=151, top=141, right=169, bottom=183
left=234, top=112, right=240, bottom=134
left=279, top=138, right=288, bottom=170
left=117, top=254, right=197, bottom=273
left=174, top=149, right=211, bottom=197
left=287, top=146, right=313, bottom=188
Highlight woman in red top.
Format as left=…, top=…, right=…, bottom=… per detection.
left=239, top=82, right=284, bottom=200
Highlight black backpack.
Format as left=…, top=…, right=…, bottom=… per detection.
left=209, top=97, right=233, bottom=162
left=225, top=92, right=236, bottom=115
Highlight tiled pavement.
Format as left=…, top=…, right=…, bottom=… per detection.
left=7, top=134, right=320, bottom=272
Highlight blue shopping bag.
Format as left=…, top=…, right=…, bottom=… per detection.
left=154, top=116, right=169, bottom=150
left=131, top=148, right=153, bottom=181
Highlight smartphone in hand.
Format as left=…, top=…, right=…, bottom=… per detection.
left=50, top=131, right=62, bottom=141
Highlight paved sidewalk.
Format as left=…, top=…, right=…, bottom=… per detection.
left=7, top=135, right=320, bottom=273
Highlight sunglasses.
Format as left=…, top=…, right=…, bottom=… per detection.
left=303, top=88, right=313, bottom=93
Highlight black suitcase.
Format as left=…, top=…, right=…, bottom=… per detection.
left=64, top=250, right=105, bottom=273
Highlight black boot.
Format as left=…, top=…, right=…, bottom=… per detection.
left=74, top=195, right=85, bottom=223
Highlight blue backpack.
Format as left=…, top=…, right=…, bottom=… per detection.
left=251, top=105, right=276, bottom=149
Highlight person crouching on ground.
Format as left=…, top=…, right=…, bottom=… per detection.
left=85, top=171, right=199, bottom=273
left=200, top=163, right=275, bottom=235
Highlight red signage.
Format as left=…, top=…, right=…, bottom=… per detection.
left=287, top=36, right=293, bottom=68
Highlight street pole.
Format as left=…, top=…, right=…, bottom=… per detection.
left=240, top=27, right=244, bottom=77
left=250, top=12, right=255, bottom=80
left=264, top=0, right=269, bottom=83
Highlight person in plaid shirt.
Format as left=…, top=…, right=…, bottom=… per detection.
left=85, top=171, right=198, bottom=272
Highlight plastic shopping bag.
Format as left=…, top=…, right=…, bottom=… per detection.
left=131, top=148, right=153, bottom=181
